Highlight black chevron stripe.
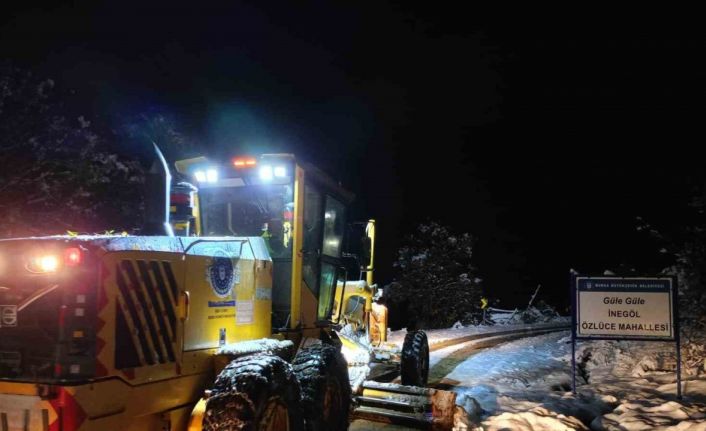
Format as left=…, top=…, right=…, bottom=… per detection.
left=115, top=263, right=150, bottom=365
left=137, top=260, right=175, bottom=362
left=121, top=260, right=161, bottom=364
left=150, top=261, right=177, bottom=341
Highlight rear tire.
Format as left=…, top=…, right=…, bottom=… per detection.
left=401, top=330, right=429, bottom=387
left=203, top=353, right=304, bottom=431
left=292, top=343, right=351, bottom=431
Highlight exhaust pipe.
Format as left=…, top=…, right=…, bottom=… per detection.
left=142, top=143, right=174, bottom=236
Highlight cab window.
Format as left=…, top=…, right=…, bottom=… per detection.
left=317, top=263, right=340, bottom=320
left=317, top=196, right=346, bottom=320
left=322, top=197, right=345, bottom=257
left=302, top=185, right=323, bottom=294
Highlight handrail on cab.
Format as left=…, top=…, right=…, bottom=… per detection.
left=179, top=238, right=247, bottom=259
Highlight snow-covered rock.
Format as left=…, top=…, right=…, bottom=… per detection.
left=591, top=400, right=706, bottom=430
left=479, top=406, right=589, bottom=431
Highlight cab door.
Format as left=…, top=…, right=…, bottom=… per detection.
left=301, top=184, right=347, bottom=324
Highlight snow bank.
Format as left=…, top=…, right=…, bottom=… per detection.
left=477, top=406, right=590, bottom=431
left=440, top=331, right=706, bottom=431
left=592, top=400, right=706, bottom=430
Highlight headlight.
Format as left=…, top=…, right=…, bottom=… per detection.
left=26, top=247, right=83, bottom=274
left=28, top=255, right=60, bottom=273
left=194, top=168, right=218, bottom=183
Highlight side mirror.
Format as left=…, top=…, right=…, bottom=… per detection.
left=344, top=220, right=375, bottom=279
left=360, top=235, right=372, bottom=270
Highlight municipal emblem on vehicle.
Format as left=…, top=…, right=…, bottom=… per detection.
left=0, top=305, right=17, bottom=328
left=207, top=251, right=238, bottom=298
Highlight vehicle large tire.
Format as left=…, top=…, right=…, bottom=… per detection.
left=400, top=330, right=429, bottom=387
left=292, top=343, right=351, bottom=431
left=203, top=353, right=304, bottom=431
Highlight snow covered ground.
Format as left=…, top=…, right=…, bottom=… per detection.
left=449, top=332, right=706, bottom=430
left=387, top=317, right=570, bottom=349
left=353, top=331, right=706, bottom=430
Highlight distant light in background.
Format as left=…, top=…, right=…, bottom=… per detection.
left=206, top=169, right=218, bottom=183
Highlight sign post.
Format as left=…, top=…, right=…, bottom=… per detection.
left=571, top=275, right=680, bottom=398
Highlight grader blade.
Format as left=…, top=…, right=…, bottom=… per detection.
left=352, top=381, right=457, bottom=430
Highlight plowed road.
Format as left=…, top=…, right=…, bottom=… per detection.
left=350, top=324, right=569, bottom=430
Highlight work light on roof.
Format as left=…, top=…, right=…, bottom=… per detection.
left=233, top=157, right=257, bottom=168
left=274, top=166, right=287, bottom=178
left=259, top=165, right=274, bottom=181
left=194, top=170, right=206, bottom=182
left=194, top=167, right=219, bottom=183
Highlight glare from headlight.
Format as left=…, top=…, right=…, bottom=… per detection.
left=259, top=165, right=273, bottom=181
left=37, top=255, right=60, bottom=273
left=206, top=169, right=218, bottom=183
left=194, top=170, right=206, bottom=182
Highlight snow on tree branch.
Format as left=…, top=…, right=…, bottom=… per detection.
left=385, top=221, right=483, bottom=329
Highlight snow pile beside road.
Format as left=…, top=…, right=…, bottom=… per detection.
left=444, top=332, right=706, bottom=431
left=475, top=406, right=589, bottom=431
left=591, top=400, right=706, bottom=430
left=487, top=302, right=567, bottom=326
left=574, top=338, right=706, bottom=430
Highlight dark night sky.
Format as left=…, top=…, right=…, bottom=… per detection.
left=2, top=4, right=705, bottom=308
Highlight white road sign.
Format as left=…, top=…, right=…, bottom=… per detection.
left=575, top=277, right=675, bottom=340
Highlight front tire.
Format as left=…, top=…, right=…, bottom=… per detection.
left=401, top=330, right=429, bottom=387
left=292, top=343, right=351, bottom=431
left=203, top=353, right=304, bottom=431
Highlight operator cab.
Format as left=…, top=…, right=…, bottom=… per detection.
left=172, top=154, right=354, bottom=332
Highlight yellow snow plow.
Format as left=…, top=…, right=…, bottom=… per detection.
left=0, top=150, right=459, bottom=430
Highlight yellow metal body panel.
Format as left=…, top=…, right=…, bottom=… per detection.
left=299, top=283, right=321, bottom=338
left=331, top=219, right=388, bottom=343
left=0, top=235, right=273, bottom=431
left=0, top=387, right=56, bottom=431
left=332, top=281, right=372, bottom=326
left=183, top=253, right=237, bottom=351
left=192, top=193, right=202, bottom=237
left=186, top=398, right=206, bottom=431
left=0, top=373, right=210, bottom=431
left=181, top=239, right=271, bottom=351
left=290, top=165, right=305, bottom=330
left=75, top=374, right=210, bottom=431
left=366, top=219, right=376, bottom=286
